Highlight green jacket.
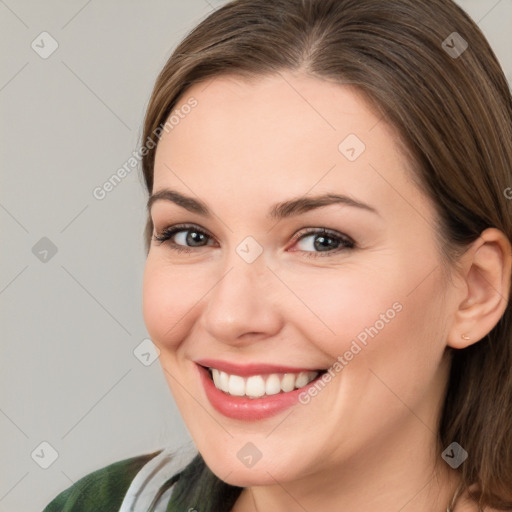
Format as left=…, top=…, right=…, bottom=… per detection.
left=42, top=448, right=193, bottom=512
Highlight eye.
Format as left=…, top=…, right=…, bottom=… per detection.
left=152, top=224, right=215, bottom=253
left=290, top=227, right=355, bottom=258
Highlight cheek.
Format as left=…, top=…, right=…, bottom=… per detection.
left=142, top=258, right=201, bottom=352
left=285, top=258, right=446, bottom=379
left=333, top=267, right=449, bottom=415
left=279, top=264, right=404, bottom=359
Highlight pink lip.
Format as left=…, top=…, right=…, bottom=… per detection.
left=195, top=363, right=325, bottom=421
left=195, top=358, right=321, bottom=377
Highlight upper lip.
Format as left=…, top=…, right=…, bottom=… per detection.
left=195, top=358, right=325, bottom=377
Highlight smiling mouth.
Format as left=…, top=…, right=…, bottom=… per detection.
left=204, top=366, right=327, bottom=399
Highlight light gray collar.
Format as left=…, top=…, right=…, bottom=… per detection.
left=119, top=443, right=197, bottom=512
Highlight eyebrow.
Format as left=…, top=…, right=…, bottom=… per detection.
left=147, top=188, right=380, bottom=220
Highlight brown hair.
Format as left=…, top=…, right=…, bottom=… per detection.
left=140, top=0, right=512, bottom=508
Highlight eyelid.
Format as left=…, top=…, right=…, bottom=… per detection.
left=290, top=226, right=354, bottom=245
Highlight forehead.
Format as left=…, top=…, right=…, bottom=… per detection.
left=152, top=71, right=430, bottom=223
left=170, top=72, right=383, bottom=142
left=155, top=72, right=393, bottom=169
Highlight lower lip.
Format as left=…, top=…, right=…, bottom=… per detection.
left=197, top=364, right=323, bottom=421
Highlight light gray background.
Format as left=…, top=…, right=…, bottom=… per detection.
left=1, top=1, right=510, bottom=511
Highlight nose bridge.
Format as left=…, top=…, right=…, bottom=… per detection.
left=200, top=245, right=281, bottom=343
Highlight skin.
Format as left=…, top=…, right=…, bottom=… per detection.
left=142, top=71, right=511, bottom=511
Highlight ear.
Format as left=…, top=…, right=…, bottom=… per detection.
left=447, top=227, right=512, bottom=349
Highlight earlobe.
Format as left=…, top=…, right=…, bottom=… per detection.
left=447, top=228, right=512, bottom=350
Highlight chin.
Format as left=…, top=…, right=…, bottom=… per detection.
left=214, top=466, right=288, bottom=488
left=201, top=450, right=305, bottom=488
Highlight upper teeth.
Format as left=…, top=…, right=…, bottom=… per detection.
left=210, top=368, right=319, bottom=398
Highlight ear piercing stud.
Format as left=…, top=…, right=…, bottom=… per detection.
left=461, top=334, right=471, bottom=340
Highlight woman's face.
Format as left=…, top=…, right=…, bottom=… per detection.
left=143, top=72, right=460, bottom=488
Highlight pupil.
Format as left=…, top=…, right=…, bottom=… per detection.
left=188, top=231, right=205, bottom=246
left=315, top=235, right=336, bottom=252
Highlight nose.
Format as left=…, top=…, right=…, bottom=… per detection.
left=199, top=256, right=283, bottom=347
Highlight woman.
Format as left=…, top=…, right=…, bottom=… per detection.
left=43, top=0, right=512, bottom=510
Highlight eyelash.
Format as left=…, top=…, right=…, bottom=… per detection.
left=153, top=223, right=355, bottom=258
